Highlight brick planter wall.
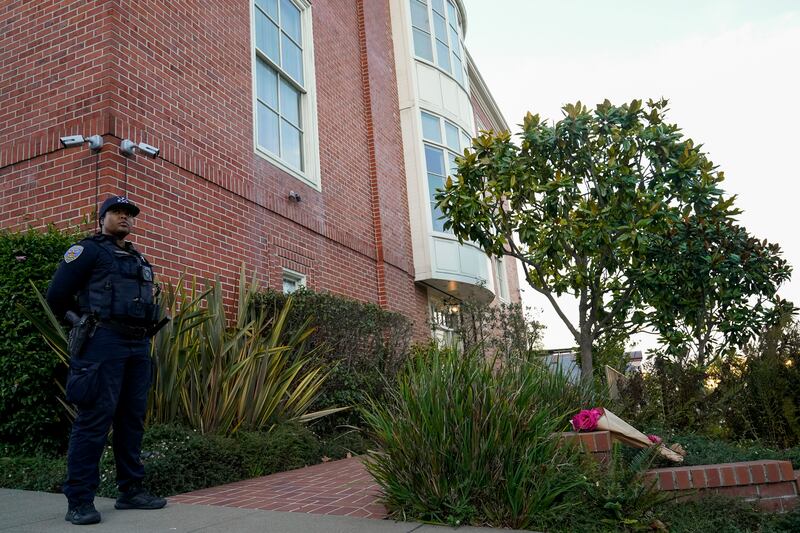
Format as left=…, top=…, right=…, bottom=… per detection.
left=563, top=431, right=800, bottom=512
left=646, top=461, right=799, bottom=512
left=561, top=430, right=612, bottom=463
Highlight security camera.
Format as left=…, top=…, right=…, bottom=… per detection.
left=86, top=135, right=103, bottom=150
left=60, top=135, right=85, bottom=148
left=120, top=139, right=137, bottom=156
left=137, top=142, right=160, bottom=158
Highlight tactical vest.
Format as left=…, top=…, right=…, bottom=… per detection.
left=77, top=236, right=158, bottom=324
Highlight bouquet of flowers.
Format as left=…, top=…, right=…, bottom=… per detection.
left=571, top=407, right=684, bottom=462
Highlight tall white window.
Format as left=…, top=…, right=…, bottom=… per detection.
left=409, top=0, right=466, bottom=86
left=420, top=110, right=472, bottom=233
left=495, top=257, right=509, bottom=301
left=253, top=0, right=320, bottom=187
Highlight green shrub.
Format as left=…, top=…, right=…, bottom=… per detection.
left=0, top=455, right=66, bottom=492
left=576, top=445, right=673, bottom=531
left=148, top=273, right=332, bottom=435
left=237, top=423, right=321, bottom=477
left=639, top=430, right=800, bottom=470
left=319, top=429, right=370, bottom=460
left=256, top=288, right=412, bottom=432
left=653, top=495, right=793, bottom=533
left=0, top=226, right=83, bottom=454
left=719, top=317, right=800, bottom=447
left=1, top=423, right=328, bottom=498
left=361, top=344, right=588, bottom=530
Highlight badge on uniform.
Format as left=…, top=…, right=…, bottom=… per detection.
left=64, top=245, right=84, bottom=263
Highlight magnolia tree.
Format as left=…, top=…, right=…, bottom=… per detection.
left=642, top=215, right=793, bottom=366
left=437, top=99, right=791, bottom=384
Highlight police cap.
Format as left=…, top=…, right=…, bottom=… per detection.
left=99, top=195, right=140, bottom=219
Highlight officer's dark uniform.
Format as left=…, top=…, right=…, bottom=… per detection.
left=46, top=196, right=165, bottom=525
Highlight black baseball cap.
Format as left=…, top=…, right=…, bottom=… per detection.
left=99, top=195, right=140, bottom=219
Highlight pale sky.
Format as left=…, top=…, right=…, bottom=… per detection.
left=462, top=0, right=800, bottom=351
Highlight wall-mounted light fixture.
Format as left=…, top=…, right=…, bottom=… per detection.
left=120, top=139, right=160, bottom=158
left=288, top=191, right=302, bottom=202
left=60, top=134, right=103, bottom=151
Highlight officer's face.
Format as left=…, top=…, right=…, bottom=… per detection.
left=101, top=207, right=135, bottom=238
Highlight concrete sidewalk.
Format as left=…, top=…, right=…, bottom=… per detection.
left=0, top=489, right=534, bottom=532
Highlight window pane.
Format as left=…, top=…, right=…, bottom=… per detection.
left=449, top=27, right=460, bottom=57
left=436, top=40, right=450, bottom=71
left=281, top=119, right=303, bottom=170
left=431, top=202, right=447, bottom=232
left=421, top=112, right=441, bottom=142
left=280, top=77, right=301, bottom=127
left=410, top=0, right=429, bottom=29
left=428, top=173, right=444, bottom=200
left=412, top=28, right=433, bottom=61
left=433, top=12, right=447, bottom=41
left=447, top=0, right=457, bottom=26
left=256, top=10, right=280, bottom=63
left=280, top=0, right=301, bottom=43
left=281, top=34, right=304, bottom=84
left=257, top=0, right=278, bottom=20
left=461, top=131, right=471, bottom=151
left=257, top=102, right=280, bottom=155
left=447, top=151, right=458, bottom=175
left=257, top=60, right=278, bottom=109
left=445, top=122, right=459, bottom=151
left=453, top=55, right=464, bottom=84
left=431, top=0, right=444, bottom=15
left=424, top=145, right=445, bottom=176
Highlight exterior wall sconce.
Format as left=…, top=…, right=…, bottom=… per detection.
left=288, top=191, right=302, bottom=202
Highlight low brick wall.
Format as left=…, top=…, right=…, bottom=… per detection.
left=562, top=431, right=800, bottom=512
left=647, top=461, right=799, bottom=512
left=560, top=430, right=612, bottom=463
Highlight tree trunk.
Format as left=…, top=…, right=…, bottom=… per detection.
left=579, top=331, right=593, bottom=386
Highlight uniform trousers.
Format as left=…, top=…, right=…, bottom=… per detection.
left=63, top=327, right=151, bottom=505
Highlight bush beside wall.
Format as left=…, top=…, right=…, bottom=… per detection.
left=256, top=289, right=412, bottom=432
left=0, top=227, right=82, bottom=454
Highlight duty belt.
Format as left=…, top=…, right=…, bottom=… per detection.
left=97, top=320, right=149, bottom=339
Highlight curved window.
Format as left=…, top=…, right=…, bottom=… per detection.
left=420, top=111, right=471, bottom=233
left=409, top=0, right=466, bottom=87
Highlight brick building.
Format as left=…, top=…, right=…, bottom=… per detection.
left=0, top=0, right=519, bottom=338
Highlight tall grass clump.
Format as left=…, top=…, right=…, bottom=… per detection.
left=361, top=345, right=587, bottom=530
left=147, top=270, right=338, bottom=435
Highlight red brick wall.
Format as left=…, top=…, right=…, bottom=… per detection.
left=0, top=0, right=428, bottom=337
left=564, top=432, right=800, bottom=513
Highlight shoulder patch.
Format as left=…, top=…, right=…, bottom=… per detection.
left=64, top=245, right=84, bottom=263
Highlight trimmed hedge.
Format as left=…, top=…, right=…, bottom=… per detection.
left=1, top=423, right=362, bottom=497
left=0, top=227, right=83, bottom=454
left=256, top=288, right=412, bottom=432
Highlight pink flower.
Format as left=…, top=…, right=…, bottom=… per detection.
left=647, top=434, right=662, bottom=445
left=15, top=255, right=26, bottom=262
left=571, top=407, right=604, bottom=431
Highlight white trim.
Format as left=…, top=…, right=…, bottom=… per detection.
left=282, top=267, right=307, bottom=294
left=495, top=257, right=509, bottom=302
left=250, top=0, right=321, bottom=191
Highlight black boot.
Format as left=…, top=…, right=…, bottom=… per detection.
left=65, top=502, right=101, bottom=525
left=115, top=484, right=167, bottom=510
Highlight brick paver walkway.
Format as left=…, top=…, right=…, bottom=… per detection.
left=169, top=457, right=387, bottom=519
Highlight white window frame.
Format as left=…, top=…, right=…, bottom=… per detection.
left=282, top=268, right=307, bottom=294
left=419, top=109, right=472, bottom=235
left=251, top=0, right=321, bottom=190
left=428, top=293, right=461, bottom=347
left=408, top=0, right=467, bottom=89
left=495, top=257, right=509, bottom=302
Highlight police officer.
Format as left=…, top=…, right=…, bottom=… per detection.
left=47, top=195, right=166, bottom=525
